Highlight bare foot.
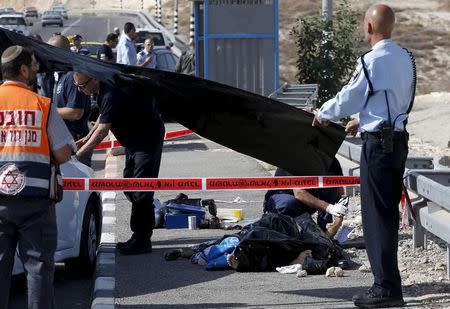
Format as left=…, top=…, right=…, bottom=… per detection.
left=227, top=254, right=239, bottom=270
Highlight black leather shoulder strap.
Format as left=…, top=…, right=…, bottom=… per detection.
left=360, top=50, right=373, bottom=96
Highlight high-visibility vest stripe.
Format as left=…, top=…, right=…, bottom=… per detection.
left=0, top=152, right=50, bottom=163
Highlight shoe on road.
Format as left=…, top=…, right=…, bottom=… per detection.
left=119, top=238, right=152, bottom=255
left=353, top=286, right=405, bottom=308
left=116, top=236, right=135, bottom=250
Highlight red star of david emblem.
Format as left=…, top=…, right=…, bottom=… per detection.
left=2, top=171, right=19, bottom=188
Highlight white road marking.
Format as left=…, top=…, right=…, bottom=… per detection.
left=101, top=192, right=116, bottom=203
left=61, top=16, right=83, bottom=35
left=94, top=277, right=115, bottom=291
left=101, top=232, right=115, bottom=243
left=102, top=203, right=115, bottom=212
left=102, top=216, right=116, bottom=225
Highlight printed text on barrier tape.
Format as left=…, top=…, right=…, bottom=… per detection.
left=94, top=129, right=194, bottom=150
left=63, top=176, right=360, bottom=191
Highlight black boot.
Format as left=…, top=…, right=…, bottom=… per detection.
left=353, top=286, right=405, bottom=308
left=301, top=256, right=329, bottom=275
left=116, top=235, right=136, bottom=249
left=119, top=238, right=152, bottom=255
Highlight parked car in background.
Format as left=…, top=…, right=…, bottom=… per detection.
left=153, top=48, right=179, bottom=72
left=41, top=10, right=63, bottom=27
left=0, top=7, right=15, bottom=15
left=13, top=160, right=102, bottom=277
left=51, top=6, right=68, bottom=19
left=0, top=14, right=32, bottom=36
left=135, top=28, right=171, bottom=52
left=24, top=7, right=38, bottom=18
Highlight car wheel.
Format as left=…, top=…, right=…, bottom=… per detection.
left=65, top=198, right=100, bottom=278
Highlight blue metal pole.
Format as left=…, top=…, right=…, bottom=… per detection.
left=274, top=0, right=279, bottom=91
left=203, top=0, right=209, bottom=80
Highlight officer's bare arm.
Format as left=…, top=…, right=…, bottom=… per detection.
left=76, top=116, right=99, bottom=148
left=53, top=144, right=73, bottom=164
left=293, top=189, right=329, bottom=212
left=76, top=122, right=111, bottom=157
left=57, top=107, right=84, bottom=120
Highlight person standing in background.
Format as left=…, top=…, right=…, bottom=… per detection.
left=137, top=38, right=157, bottom=69
left=97, top=33, right=119, bottom=62
left=116, top=22, right=137, bottom=65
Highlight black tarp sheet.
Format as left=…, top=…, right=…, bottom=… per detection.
left=0, top=29, right=346, bottom=176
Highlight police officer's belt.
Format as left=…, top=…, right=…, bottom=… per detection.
left=361, top=131, right=406, bottom=140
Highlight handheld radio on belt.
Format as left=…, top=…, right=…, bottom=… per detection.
left=360, top=49, right=417, bottom=153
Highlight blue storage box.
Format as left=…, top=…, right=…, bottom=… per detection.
left=165, top=203, right=205, bottom=215
left=165, top=213, right=204, bottom=229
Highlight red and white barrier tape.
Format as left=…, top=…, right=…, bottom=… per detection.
left=94, top=129, right=194, bottom=150
left=63, top=176, right=360, bottom=192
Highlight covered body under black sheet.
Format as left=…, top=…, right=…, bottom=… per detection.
left=232, top=213, right=343, bottom=272
left=0, top=29, right=346, bottom=176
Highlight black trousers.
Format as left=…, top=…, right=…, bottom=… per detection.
left=123, top=141, right=163, bottom=240
left=360, top=133, right=408, bottom=297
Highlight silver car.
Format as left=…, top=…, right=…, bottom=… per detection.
left=0, top=14, right=31, bottom=36
left=13, top=160, right=102, bottom=277
left=41, top=10, right=63, bottom=27
left=51, top=7, right=68, bottom=20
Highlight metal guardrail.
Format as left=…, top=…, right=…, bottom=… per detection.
left=268, top=83, right=318, bottom=109
left=338, top=136, right=450, bottom=278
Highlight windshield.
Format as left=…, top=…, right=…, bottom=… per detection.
left=0, top=17, right=26, bottom=26
left=135, top=31, right=165, bottom=46
left=43, top=11, right=59, bottom=17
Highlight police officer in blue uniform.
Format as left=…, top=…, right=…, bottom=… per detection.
left=48, top=35, right=93, bottom=166
left=313, top=4, right=415, bottom=308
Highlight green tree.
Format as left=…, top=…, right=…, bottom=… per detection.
left=291, top=0, right=362, bottom=106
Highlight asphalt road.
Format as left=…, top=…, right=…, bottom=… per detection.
left=26, top=11, right=143, bottom=43
left=115, top=123, right=374, bottom=308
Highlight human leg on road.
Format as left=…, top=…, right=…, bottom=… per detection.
left=120, top=143, right=163, bottom=255
left=18, top=202, right=57, bottom=309
left=354, top=136, right=408, bottom=308
left=0, top=219, right=18, bottom=309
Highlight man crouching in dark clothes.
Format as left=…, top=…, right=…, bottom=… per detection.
left=73, top=72, right=164, bottom=255
left=264, top=158, right=348, bottom=238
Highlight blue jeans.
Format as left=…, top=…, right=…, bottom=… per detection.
left=265, top=193, right=332, bottom=231
left=0, top=198, right=57, bottom=309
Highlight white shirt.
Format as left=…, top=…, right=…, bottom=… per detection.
left=137, top=49, right=157, bottom=69
left=318, top=39, right=414, bottom=132
left=116, top=34, right=137, bottom=65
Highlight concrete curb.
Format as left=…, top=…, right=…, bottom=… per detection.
left=91, top=154, right=121, bottom=309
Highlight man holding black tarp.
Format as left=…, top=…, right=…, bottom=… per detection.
left=73, top=72, right=165, bottom=255
left=313, top=4, right=415, bottom=308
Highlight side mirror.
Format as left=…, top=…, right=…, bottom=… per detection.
left=28, top=22, right=33, bottom=26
